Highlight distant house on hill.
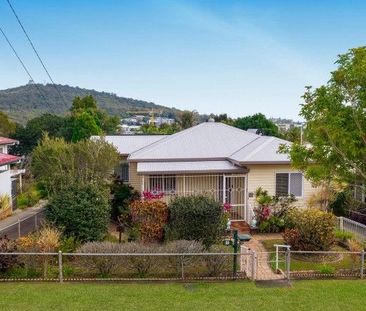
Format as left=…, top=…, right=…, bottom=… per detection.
left=94, top=121, right=318, bottom=224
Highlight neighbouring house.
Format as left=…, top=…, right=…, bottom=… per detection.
left=0, top=137, right=22, bottom=209
left=95, top=121, right=319, bottom=223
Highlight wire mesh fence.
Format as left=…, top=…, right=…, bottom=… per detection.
left=0, top=252, right=250, bottom=282
left=0, top=249, right=365, bottom=282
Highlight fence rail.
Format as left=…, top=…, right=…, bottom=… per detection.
left=337, top=216, right=366, bottom=241
left=0, top=251, right=251, bottom=282
left=0, top=247, right=365, bottom=282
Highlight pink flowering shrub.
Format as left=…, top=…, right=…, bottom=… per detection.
left=223, top=202, right=232, bottom=212
left=253, top=187, right=296, bottom=233
left=142, top=187, right=165, bottom=200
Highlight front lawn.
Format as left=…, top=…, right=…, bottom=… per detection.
left=0, top=280, right=364, bottom=310
left=261, top=239, right=357, bottom=272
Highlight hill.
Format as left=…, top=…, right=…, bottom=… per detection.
left=0, top=84, right=180, bottom=124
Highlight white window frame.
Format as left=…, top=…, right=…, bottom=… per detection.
left=275, top=172, right=303, bottom=198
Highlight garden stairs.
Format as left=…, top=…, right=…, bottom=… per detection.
left=230, top=221, right=251, bottom=234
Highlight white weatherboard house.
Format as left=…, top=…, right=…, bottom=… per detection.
left=98, top=121, right=318, bottom=223
left=0, top=137, right=21, bottom=208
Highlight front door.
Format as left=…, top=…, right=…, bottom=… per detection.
left=225, top=175, right=246, bottom=221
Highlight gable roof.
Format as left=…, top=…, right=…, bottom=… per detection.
left=92, top=135, right=167, bottom=155
left=0, top=137, right=18, bottom=146
left=128, top=122, right=291, bottom=164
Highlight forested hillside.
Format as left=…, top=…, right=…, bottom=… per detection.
left=0, top=83, right=179, bottom=123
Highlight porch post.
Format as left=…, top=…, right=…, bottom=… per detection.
left=141, top=176, right=145, bottom=198
left=183, top=175, right=186, bottom=196
left=222, top=174, right=226, bottom=204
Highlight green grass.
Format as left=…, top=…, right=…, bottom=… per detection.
left=0, top=280, right=365, bottom=310
left=261, top=239, right=357, bottom=272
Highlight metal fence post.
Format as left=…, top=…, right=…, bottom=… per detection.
left=361, top=250, right=365, bottom=279
left=181, top=255, right=184, bottom=280
left=58, top=251, right=63, bottom=283
left=275, top=245, right=279, bottom=272
left=251, top=250, right=256, bottom=281
left=17, top=219, right=21, bottom=238
left=286, top=249, right=291, bottom=280
left=340, top=217, right=344, bottom=231
left=34, top=214, right=38, bottom=231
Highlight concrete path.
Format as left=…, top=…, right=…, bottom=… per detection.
left=240, top=233, right=285, bottom=280
left=0, top=200, right=47, bottom=239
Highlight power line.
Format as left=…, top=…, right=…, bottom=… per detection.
left=0, top=26, right=48, bottom=104
left=6, top=0, right=68, bottom=106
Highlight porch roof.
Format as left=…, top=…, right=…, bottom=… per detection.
left=137, top=160, right=247, bottom=175
left=0, top=153, right=21, bottom=166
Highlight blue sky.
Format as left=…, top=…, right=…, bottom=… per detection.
left=1, top=0, right=365, bottom=119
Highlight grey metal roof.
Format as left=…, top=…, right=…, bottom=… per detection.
left=129, top=122, right=259, bottom=161
left=229, top=136, right=291, bottom=164
left=137, top=160, right=246, bottom=175
left=128, top=122, right=291, bottom=164
left=91, top=135, right=167, bottom=155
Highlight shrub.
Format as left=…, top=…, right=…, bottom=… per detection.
left=258, top=216, right=285, bottom=233
left=0, top=195, right=12, bottom=219
left=16, top=183, right=46, bottom=209
left=167, top=195, right=226, bottom=248
left=59, top=236, right=80, bottom=253
left=318, top=264, right=335, bottom=274
left=0, top=236, right=17, bottom=272
left=334, top=230, right=353, bottom=242
left=110, top=181, right=139, bottom=221
left=120, top=243, right=159, bottom=277
left=283, top=208, right=336, bottom=251
left=163, top=240, right=204, bottom=275
left=17, top=224, right=61, bottom=278
left=129, top=200, right=168, bottom=242
left=46, top=182, right=110, bottom=242
left=76, top=242, right=122, bottom=277
left=204, top=245, right=231, bottom=277
left=254, top=187, right=296, bottom=233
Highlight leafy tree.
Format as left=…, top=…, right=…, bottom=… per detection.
left=10, top=114, right=66, bottom=155
left=282, top=47, right=366, bottom=185
left=140, top=123, right=180, bottom=134
left=281, top=126, right=302, bottom=143
left=0, top=111, right=16, bottom=137
left=179, top=110, right=199, bottom=129
left=212, top=113, right=234, bottom=125
left=67, top=95, right=119, bottom=142
left=31, top=135, right=119, bottom=195
left=234, top=113, right=280, bottom=137
left=46, top=182, right=110, bottom=242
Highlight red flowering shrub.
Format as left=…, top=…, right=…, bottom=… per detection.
left=129, top=200, right=168, bottom=242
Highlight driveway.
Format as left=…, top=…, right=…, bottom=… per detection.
left=0, top=200, right=47, bottom=239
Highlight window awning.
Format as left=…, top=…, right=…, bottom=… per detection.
left=137, top=161, right=247, bottom=175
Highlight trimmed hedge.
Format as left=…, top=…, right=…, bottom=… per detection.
left=167, top=195, right=226, bottom=248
